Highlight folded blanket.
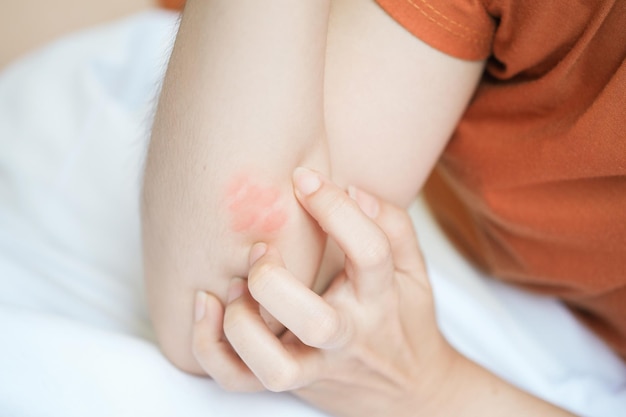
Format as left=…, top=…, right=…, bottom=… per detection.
left=0, top=10, right=624, bottom=417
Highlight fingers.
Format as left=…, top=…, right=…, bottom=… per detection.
left=191, top=290, right=264, bottom=392
left=247, top=243, right=347, bottom=349
left=292, top=167, right=394, bottom=300
left=223, top=278, right=315, bottom=392
left=348, top=186, right=426, bottom=277
left=194, top=170, right=426, bottom=394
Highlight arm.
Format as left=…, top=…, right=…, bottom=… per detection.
left=142, top=0, right=482, bottom=374
left=142, top=0, right=332, bottom=373
left=193, top=170, right=576, bottom=416
left=311, top=0, right=486, bottom=291
left=145, top=0, right=579, bottom=413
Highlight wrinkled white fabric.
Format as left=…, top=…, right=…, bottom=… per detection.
left=0, top=10, right=624, bottom=417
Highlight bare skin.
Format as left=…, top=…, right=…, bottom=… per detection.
left=142, top=0, right=480, bottom=373
left=143, top=0, right=331, bottom=370
left=142, top=0, right=576, bottom=415
left=225, top=174, right=288, bottom=235
left=193, top=169, right=576, bottom=417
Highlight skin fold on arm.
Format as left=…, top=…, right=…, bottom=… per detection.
left=143, top=0, right=481, bottom=375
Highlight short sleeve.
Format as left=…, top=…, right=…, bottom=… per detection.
left=375, top=0, right=495, bottom=60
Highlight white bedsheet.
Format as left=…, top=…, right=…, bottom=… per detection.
left=0, top=10, right=624, bottom=417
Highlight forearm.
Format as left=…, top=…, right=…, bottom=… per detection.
left=419, top=354, right=576, bottom=417
left=142, top=0, right=331, bottom=373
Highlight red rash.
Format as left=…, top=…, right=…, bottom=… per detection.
left=225, top=175, right=288, bottom=234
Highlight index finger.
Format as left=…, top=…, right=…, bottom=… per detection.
left=292, top=167, right=393, bottom=300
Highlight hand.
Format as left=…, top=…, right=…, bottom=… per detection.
left=191, top=167, right=459, bottom=416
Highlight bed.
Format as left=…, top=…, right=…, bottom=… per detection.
left=0, top=10, right=624, bottom=417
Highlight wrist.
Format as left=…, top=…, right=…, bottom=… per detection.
left=417, top=347, right=576, bottom=417
left=406, top=340, right=467, bottom=417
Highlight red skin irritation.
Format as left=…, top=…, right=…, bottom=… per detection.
left=225, top=175, right=288, bottom=235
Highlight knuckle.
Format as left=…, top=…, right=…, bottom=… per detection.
left=222, top=303, right=248, bottom=336
left=353, top=234, right=392, bottom=270
left=191, top=345, right=221, bottom=378
left=306, top=310, right=341, bottom=348
left=217, top=376, right=248, bottom=393
left=262, top=362, right=300, bottom=392
left=248, top=262, right=280, bottom=297
left=191, top=337, right=209, bottom=360
left=320, top=190, right=352, bottom=220
left=191, top=330, right=214, bottom=361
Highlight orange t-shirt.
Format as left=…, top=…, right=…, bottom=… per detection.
left=376, top=0, right=626, bottom=358
left=160, top=0, right=186, bottom=10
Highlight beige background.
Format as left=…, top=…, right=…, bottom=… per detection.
left=0, top=0, right=158, bottom=69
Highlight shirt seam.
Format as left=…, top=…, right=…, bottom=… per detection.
left=403, top=0, right=489, bottom=45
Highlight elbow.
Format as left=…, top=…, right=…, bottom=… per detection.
left=144, top=263, right=208, bottom=377
left=148, top=291, right=206, bottom=376
left=159, top=337, right=206, bottom=376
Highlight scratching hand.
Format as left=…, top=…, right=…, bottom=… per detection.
left=192, top=167, right=458, bottom=417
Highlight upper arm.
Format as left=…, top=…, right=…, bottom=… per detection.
left=324, top=0, right=484, bottom=206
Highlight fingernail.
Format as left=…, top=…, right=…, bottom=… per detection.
left=348, top=185, right=380, bottom=219
left=195, top=291, right=208, bottom=322
left=227, top=278, right=245, bottom=303
left=293, top=167, right=321, bottom=196
left=249, top=242, right=267, bottom=266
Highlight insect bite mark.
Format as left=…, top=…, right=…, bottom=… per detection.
left=225, top=175, right=288, bottom=234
